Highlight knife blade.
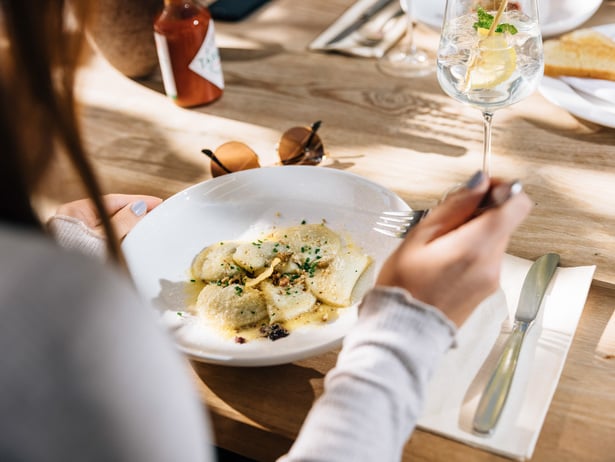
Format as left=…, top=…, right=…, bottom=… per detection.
left=325, top=0, right=394, bottom=45
left=472, top=253, right=560, bottom=436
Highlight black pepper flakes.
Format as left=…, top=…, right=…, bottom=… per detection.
left=260, top=323, right=289, bottom=341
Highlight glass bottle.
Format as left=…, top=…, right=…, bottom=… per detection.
left=153, top=0, right=224, bottom=107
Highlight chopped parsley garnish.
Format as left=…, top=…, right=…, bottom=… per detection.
left=234, top=286, right=244, bottom=296
left=284, top=273, right=300, bottom=281
left=301, top=258, right=318, bottom=277
left=473, top=7, right=518, bottom=34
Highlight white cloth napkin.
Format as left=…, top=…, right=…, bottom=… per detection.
left=418, top=253, right=595, bottom=460
left=308, top=0, right=406, bottom=59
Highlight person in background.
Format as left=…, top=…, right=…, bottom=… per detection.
left=0, top=1, right=532, bottom=461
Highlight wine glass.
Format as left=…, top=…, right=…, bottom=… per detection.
left=377, top=0, right=433, bottom=77
left=436, top=0, right=543, bottom=175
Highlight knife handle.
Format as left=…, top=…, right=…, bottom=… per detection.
left=472, top=321, right=529, bottom=435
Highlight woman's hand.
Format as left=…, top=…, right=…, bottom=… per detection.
left=55, top=194, right=163, bottom=240
left=376, top=171, right=532, bottom=327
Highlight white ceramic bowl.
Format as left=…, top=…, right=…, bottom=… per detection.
left=122, top=166, right=409, bottom=366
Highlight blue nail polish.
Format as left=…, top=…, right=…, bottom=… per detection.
left=130, top=200, right=147, bottom=217
left=465, top=170, right=485, bottom=189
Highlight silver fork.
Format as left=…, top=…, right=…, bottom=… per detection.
left=374, top=209, right=431, bottom=238
left=374, top=180, right=523, bottom=239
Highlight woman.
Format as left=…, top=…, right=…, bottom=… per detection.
left=0, top=1, right=532, bottom=461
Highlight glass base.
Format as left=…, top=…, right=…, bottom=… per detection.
left=377, top=48, right=433, bottom=78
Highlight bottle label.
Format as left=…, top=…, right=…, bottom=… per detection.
left=154, top=32, right=178, bottom=99
left=189, top=21, right=225, bottom=90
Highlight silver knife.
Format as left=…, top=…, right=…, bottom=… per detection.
left=325, top=0, right=394, bottom=45
left=472, top=253, right=560, bottom=435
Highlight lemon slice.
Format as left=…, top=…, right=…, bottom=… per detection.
left=467, top=32, right=517, bottom=90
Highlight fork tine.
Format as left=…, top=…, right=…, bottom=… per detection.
left=381, top=211, right=414, bottom=217
left=374, top=219, right=411, bottom=239
left=374, top=209, right=430, bottom=239
left=373, top=226, right=405, bottom=238
left=375, top=221, right=407, bottom=230
left=377, top=216, right=411, bottom=224
left=377, top=211, right=424, bottom=225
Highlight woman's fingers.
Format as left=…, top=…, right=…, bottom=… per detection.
left=55, top=194, right=163, bottom=231
left=411, top=171, right=489, bottom=243
left=53, top=194, right=163, bottom=241
left=103, top=194, right=162, bottom=216
left=377, top=178, right=533, bottom=327
left=448, top=188, right=533, bottom=251
left=107, top=197, right=163, bottom=240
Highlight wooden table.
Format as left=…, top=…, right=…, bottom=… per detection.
left=55, top=0, right=615, bottom=460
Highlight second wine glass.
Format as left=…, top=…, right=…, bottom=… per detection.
left=377, top=0, right=433, bottom=77
left=436, top=0, right=543, bottom=175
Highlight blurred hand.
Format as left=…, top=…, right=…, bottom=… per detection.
left=376, top=172, right=532, bottom=327
left=55, top=194, right=163, bottom=240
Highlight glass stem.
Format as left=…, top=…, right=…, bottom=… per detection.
left=402, top=0, right=416, bottom=55
left=482, top=111, right=494, bottom=177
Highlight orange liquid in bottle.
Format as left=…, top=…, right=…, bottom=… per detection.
left=154, top=0, right=224, bottom=107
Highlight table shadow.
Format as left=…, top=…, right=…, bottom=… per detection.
left=128, top=51, right=471, bottom=162
left=80, top=104, right=208, bottom=192
left=191, top=360, right=323, bottom=435
left=523, top=113, right=615, bottom=144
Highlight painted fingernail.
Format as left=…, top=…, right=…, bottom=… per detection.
left=130, top=200, right=147, bottom=217
left=465, top=170, right=485, bottom=189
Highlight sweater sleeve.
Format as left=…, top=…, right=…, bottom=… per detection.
left=46, top=215, right=107, bottom=259
left=280, top=286, right=457, bottom=462
left=0, top=227, right=214, bottom=462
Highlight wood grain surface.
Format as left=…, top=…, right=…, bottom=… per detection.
left=51, top=0, right=615, bottom=460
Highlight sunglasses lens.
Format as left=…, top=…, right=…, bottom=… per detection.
left=211, top=141, right=260, bottom=177
left=278, top=126, right=325, bottom=166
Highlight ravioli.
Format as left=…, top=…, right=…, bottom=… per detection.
left=272, top=223, right=341, bottom=266
left=307, top=247, right=371, bottom=307
left=191, top=241, right=240, bottom=281
left=191, top=223, right=371, bottom=340
left=232, top=239, right=284, bottom=275
left=261, top=279, right=317, bottom=322
left=197, top=283, right=267, bottom=329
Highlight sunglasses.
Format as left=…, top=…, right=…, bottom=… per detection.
left=202, top=121, right=325, bottom=178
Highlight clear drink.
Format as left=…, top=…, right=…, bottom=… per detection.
left=437, top=10, right=543, bottom=112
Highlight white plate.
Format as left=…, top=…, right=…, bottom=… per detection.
left=122, top=166, right=408, bottom=366
left=415, top=0, right=602, bottom=38
left=538, top=0, right=601, bottom=38
left=560, top=76, right=615, bottom=104
left=538, top=24, right=615, bottom=128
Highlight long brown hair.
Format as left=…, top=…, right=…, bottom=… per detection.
left=0, top=1, right=121, bottom=261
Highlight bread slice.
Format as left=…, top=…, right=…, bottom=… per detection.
left=544, top=29, right=615, bottom=81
